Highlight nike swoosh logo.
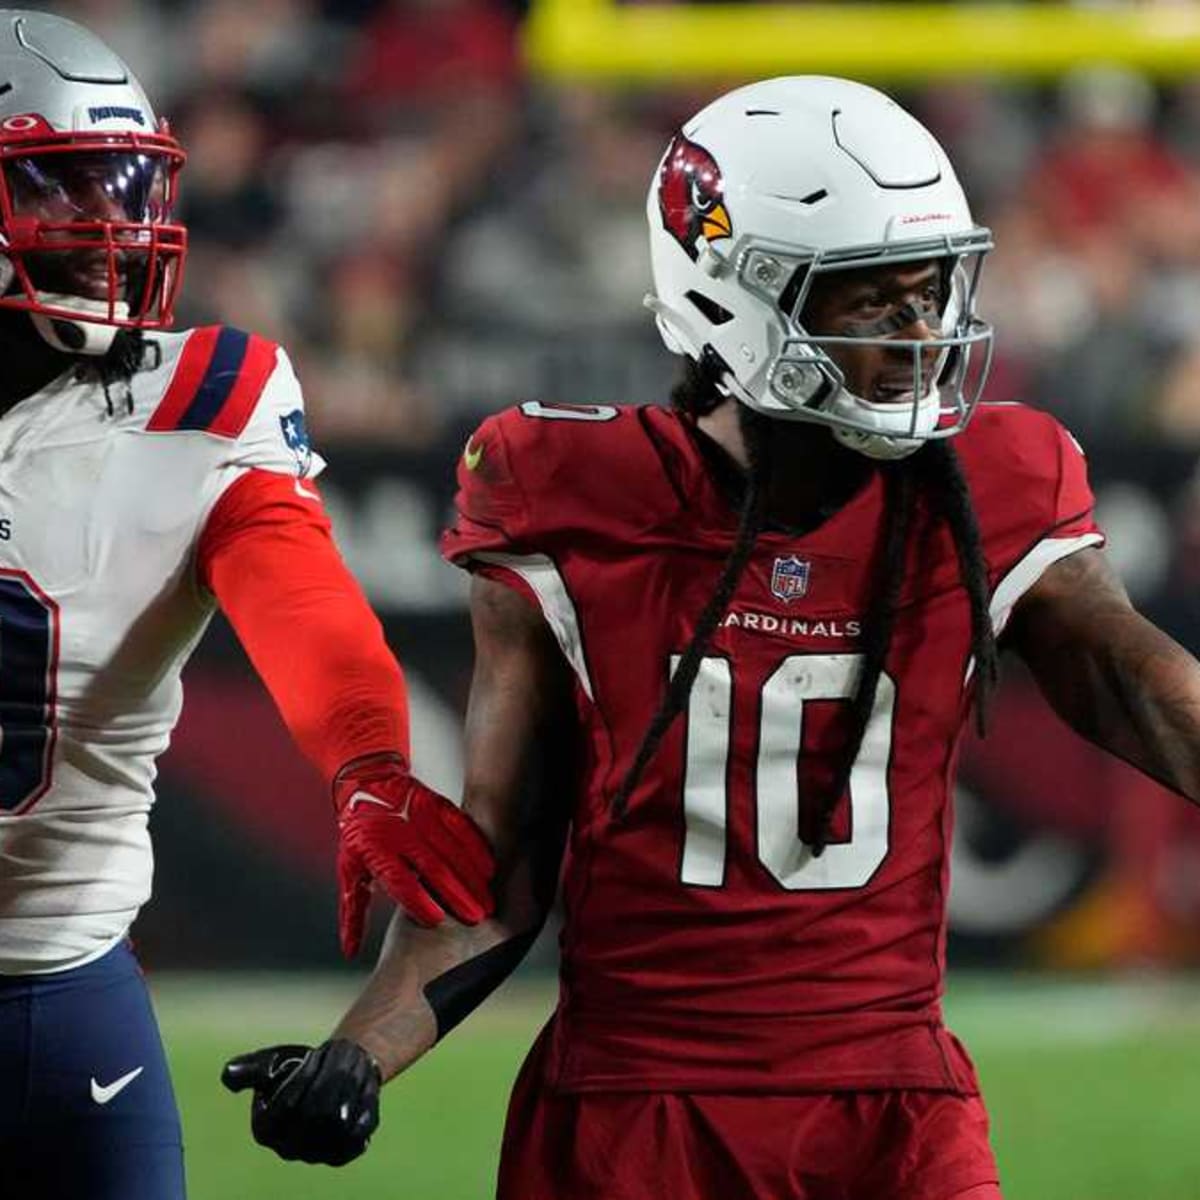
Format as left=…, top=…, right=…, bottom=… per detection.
left=347, top=790, right=392, bottom=811
left=347, top=789, right=411, bottom=820
left=269, top=1051, right=310, bottom=1082
left=463, top=439, right=483, bottom=472
left=294, top=480, right=319, bottom=501
left=91, top=1066, right=144, bottom=1105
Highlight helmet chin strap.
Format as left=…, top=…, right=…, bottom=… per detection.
left=826, top=384, right=940, bottom=461
left=724, top=353, right=939, bottom=461
left=818, top=301, right=942, bottom=460
left=30, top=293, right=127, bottom=356
left=667, top=313, right=942, bottom=463
left=832, top=422, right=925, bottom=461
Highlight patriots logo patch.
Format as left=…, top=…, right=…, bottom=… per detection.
left=770, top=556, right=810, bottom=603
left=280, top=409, right=313, bottom=477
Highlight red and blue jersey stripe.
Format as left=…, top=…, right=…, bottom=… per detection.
left=147, top=326, right=278, bottom=438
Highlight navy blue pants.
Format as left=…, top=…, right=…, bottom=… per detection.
left=0, top=941, right=185, bottom=1198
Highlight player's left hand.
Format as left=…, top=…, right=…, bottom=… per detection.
left=333, top=751, right=496, bottom=957
left=221, top=1039, right=380, bottom=1166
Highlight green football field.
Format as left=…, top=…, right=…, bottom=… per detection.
left=157, top=972, right=1200, bottom=1200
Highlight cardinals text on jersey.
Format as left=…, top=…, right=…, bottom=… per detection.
left=442, top=399, right=1102, bottom=1094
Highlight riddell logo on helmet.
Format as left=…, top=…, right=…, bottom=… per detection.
left=899, top=213, right=953, bottom=225
left=87, top=106, right=145, bottom=126
left=658, top=133, right=733, bottom=261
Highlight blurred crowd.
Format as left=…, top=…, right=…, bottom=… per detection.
left=53, top=0, right=1200, bottom=449
left=47, top=1, right=1200, bottom=970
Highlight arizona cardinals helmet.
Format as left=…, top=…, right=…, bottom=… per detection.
left=0, top=10, right=186, bottom=355
left=646, top=76, right=994, bottom=460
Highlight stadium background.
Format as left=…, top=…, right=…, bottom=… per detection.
left=37, top=0, right=1200, bottom=1195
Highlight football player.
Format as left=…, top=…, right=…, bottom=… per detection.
left=224, top=78, right=1200, bottom=1198
left=0, top=10, right=494, bottom=1199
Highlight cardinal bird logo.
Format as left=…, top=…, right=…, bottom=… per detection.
left=658, top=133, right=733, bottom=260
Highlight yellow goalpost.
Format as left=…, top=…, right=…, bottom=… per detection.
left=523, top=0, right=1200, bottom=83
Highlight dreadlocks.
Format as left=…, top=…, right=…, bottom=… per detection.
left=91, top=329, right=152, bottom=416
left=914, top=439, right=1000, bottom=734
left=814, top=462, right=916, bottom=851
left=612, top=361, right=998, bottom=855
left=611, top=378, right=770, bottom=819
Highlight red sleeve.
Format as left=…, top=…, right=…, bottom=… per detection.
left=197, top=469, right=409, bottom=785
left=440, top=412, right=529, bottom=566
left=1052, top=422, right=1103, bottom=538
left=983, top=416, right=1106, bottom=640
left=439, top=411, right=549, bottom=607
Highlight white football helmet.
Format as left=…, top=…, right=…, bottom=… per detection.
left=0, top=10, right=186, bottom=355
left=646, top=76, right=994, bottom=460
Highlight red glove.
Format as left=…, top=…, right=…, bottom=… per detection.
left=333, top=752, right=496, bottom=958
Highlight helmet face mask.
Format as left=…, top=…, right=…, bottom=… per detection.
left=646, top=77, right=995, bottom=460
left=760, top=239, right=993, bottom=453
left=0, top=11, right=188, bottom=354
left=1, top=142, right=185, bottom=324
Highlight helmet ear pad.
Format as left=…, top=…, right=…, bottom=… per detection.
left=31, top=298, right=123, bottom=355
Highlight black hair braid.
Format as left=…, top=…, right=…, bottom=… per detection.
left=611, top=404, right=771, bottom=820
left=670, top=354, right=724, bottom=418
left=810, top=441, right=996, bottom=854
left=810, top=464, right=916, bottom=856
left=94, top=329, right=147, bottom=416
left=649, top=360, right=998, bottom=866
left=916, top=440, right=998, bottom=734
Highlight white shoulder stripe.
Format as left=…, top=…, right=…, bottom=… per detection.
left=988, top=532, right=1104, bottom=637
left=471, top=551, right=593, bottom=700
left=965, top=531, right=1104, bottom=685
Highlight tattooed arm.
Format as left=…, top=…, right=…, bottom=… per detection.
left=222, top=575, right=575, bottom=1162
left=333, top=574, right=574, bottom=1077
left=1006, top=547, right=1200, bottom=802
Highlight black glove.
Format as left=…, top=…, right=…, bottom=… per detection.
left=221, top=1039, right=381, bottom=1166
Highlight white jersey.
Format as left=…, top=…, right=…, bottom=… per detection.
left=0, top=325, right=324, bottom=974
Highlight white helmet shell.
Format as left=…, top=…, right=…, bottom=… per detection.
left=646, top=76, right=994, bottom=459
left=0, top=9, right=186, bottom=354
left=0, top=9, right=158, bottom=136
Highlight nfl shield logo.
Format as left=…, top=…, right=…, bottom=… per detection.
left=771, top=555, right=810, bottom=603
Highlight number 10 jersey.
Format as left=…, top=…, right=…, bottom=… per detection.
left=442, top=400, right=1103, bottom=1094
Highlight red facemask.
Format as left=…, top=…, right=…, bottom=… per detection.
left=0, top=116, right=187, bottom=335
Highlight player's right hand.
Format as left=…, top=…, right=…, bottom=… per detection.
left=333, top=751, right=496, bottom=957
left=221, top=1039, right=380, bottom=1166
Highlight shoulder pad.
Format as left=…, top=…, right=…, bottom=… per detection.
left=146, top=326, right=279, bottom=438
left=955, top=400, right=1100, bottom=553
left=956, top=401, right=1068, bottom=484
left=487, top=401, right=652, bottom=494
left=445, top=402, right=673, bottom=562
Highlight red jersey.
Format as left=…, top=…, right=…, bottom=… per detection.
left=441, top=400, right=1103, bottom=1095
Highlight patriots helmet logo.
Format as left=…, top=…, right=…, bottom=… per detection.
left=658, top=132, right=733, bottom=261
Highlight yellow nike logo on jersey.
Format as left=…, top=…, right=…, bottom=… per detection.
left=463, top=439, right=484, bottom=471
